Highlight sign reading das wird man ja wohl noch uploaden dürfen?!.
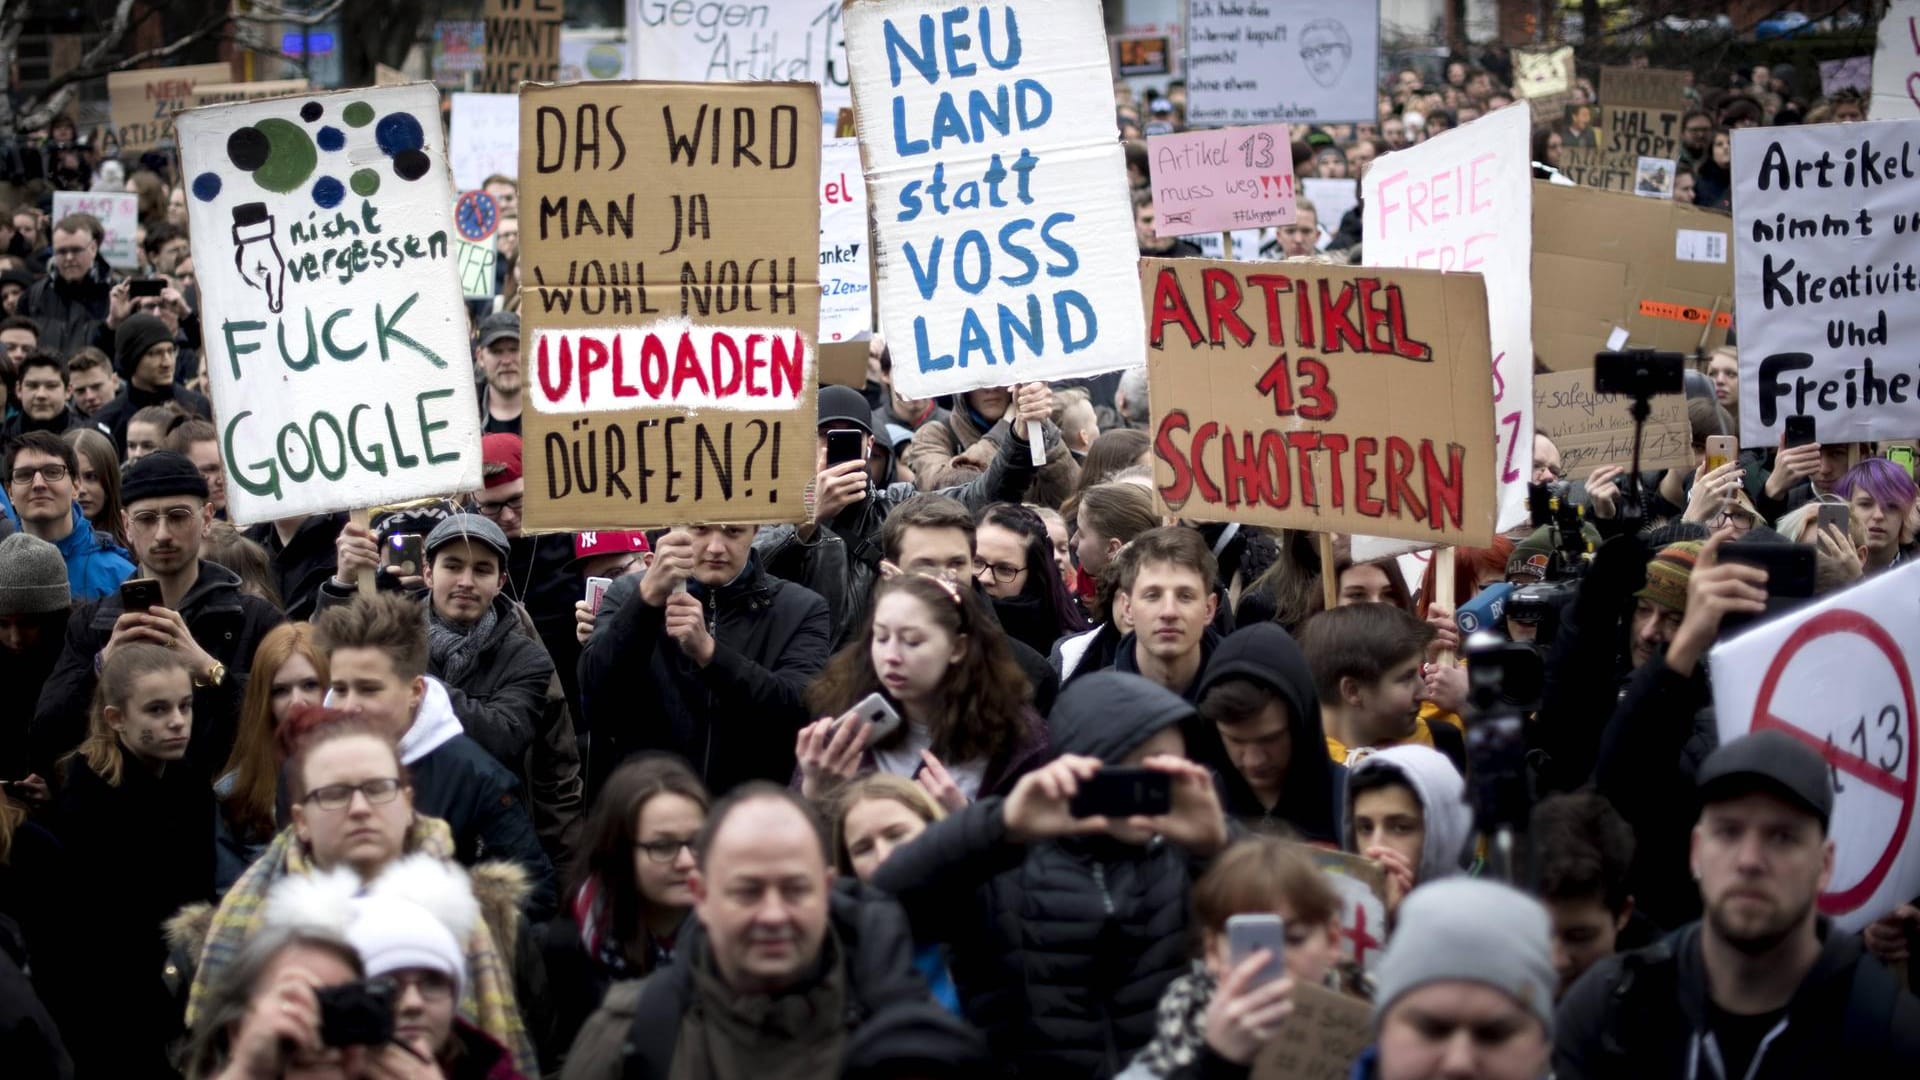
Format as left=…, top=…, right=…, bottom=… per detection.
left=516, top=80, right=821, bottom=532
left=844, top=0, right=1146, bottom=401
left=178, top=84, right=484, bottom=526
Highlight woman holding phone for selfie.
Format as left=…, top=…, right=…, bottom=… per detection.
left=798, top=573, right=1049, bottom=809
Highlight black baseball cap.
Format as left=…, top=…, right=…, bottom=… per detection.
left=817, top=384, right=873, bottom=435
left=476, top=311, right=519, bottom=348
left=1696, top=729, right=1834, bottom=830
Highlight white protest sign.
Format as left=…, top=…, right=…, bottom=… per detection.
left=1365, top=104, right=1533, bottom=532
left=1732, top=120, right=1920, bottom=448
left=178, top=86, right=483, bottom=525
left=1300, top=176, right=1356, bottom=251
left=845, top=0, right=1145, bottom=399
left=449, top=92, right=520, bottom=192
left=820, top=136, right=871, bottom=343
left=53, top=191, right=139, bottom=271
left=559, top=28, right=631, bottom=81
left=1710, top=561, right=1920, bottom=933
left=627, top=0, right=849, bottom=111
left=1187, top=0, right=1379, bottom=126
left=1872, top=1, right=1920, bottom=120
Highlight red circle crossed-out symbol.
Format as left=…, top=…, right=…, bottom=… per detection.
left=1752, top=609, right=1918, bottom=914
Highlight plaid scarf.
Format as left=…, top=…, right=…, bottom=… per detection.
left=184, top=816, right=536, bottom=1073
left=1128, top=961, right=1215, bottom=1077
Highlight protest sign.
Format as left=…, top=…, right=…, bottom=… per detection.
left=1183, top=231, right=1261, bottom=261
left=560, top=28, right=632, bottom=81
left=516, top=81, right=820, bottom=531
left=1555, top=67, right=1689, bottom=193
left=480, top=0, right=563, bottom=93
left=189, top=81, right=311, bottom=108
left=1600, top=65, right=1689, bottom=110
left=1299, top=177, right=1355, bottom=251
left=1252, top=983, right=1373, bottom=1080
left=1513, top=46, right=1573, bottom=99
left=1144, top=257, right=1497, bottom=547
left=1293, top=845, right=1391, bottom=972
left=1365, top=105, right=1533, bottom=532
left=449, top=93, right=521, bottom=192
left=1113, top=34, right=1172, bottom=78
left=627, top=0, right=850, bottom=111
left=1711, top=561, right=1920, bottom=933
left=433, top=21, right=486, bottom=88
left=820, top=137, right=871, bottom=343
left=1732, top=119, right=1920, bottom=447
left=1187, top=0, right=1378, bottom=126
left=177, top=85, right=483, bottom=525
left=1821, top=55, right=1873, bottom=98
left=108, top=62, right=232, bottom=154
left=1532, top=369, right=1690, bottom=480
left=1146, top=123, right=1297, bottom=237
left=844, top=0, right=1146, bottom=401
left=1873, top=1, right=1920, bottom=120
left=52, top=191, right=138, bottom=271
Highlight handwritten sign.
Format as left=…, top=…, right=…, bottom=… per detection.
left=1732, top=119, right=1920, bottom=447
left=1365, top=105, right=1533, bottom=533
left=628, top=0, right=850, bottom=111
left=1146, top=124, right=1297, bottom=237
left=480, top=0, right=563, bottom=93
left=820, top=137, right=871, bottom=343
left=433, top=21, right=486, bottom=88
left=449, top=93, right=521, bottom=192
left=1513, top=46, right=1573, bottom=99
left=1874, top=3, right=1920, bottom=120
left=1600, top=66, right=1689, bottom=111
left=1294, top=844, right=1391, bottom=972
left=517, top=81, right=820, bottom=529
left=108, top=62, right=232, bottom=154
left=189, top=81, right=311, bottom=109
left=1252, top=982, right=1373, bottom=1080
left=560, top=28, right=632, bottom=81
left=1532, top=369, right=1689, bottom=480
left=178, top=85, right=482, bottom=525
left=1187, top=0, right=1379, bottom=125
left=845, top=0, right=1146, bottom=399
left=1145, top=257, right=1497, bottom=546
left=52, top=191, right=138, bottom=271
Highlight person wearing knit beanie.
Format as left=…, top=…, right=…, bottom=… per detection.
left=113, top=313, right=175, bottom=382
left=1367, top=879, right=1555, bottom=1080
left=1629, top=540, right=1700, bottom=671
left=0, top=532, right=70, bottom=615
left=120, top=449, right=210, bottom=506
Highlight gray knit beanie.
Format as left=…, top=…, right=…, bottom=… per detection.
left=0, top=533, right=71, bottom=615
left=1372, top=878, right=1557, bottom=1037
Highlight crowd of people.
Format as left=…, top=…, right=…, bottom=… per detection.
left=0, top=35, right=1919, bottom=1080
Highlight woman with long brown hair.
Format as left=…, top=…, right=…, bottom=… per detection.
left=215, top=622, right=327, bottom=891
left=63, top=426, right=127, bottom=549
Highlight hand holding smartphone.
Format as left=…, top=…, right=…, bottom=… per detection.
left=1703, top=435, right=1737, bottom=476
left=1068, top=766, right=1172, bottom=819
left=833, top=691, right=902, bottom=743
left=120, top=577, right=162, bottom=614
left=1225, top=913, right=1287, bottom=989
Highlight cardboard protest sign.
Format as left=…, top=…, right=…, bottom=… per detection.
left=449, top=93, right=521, bottom=192
left=1365, top=105, right=1533, bottom=533
left=376, top=64, right=412, bottom=86
left=52, top=191, right=138, bottom=271
left=1821, top=55, right=1872, bottom=98
left=1532, top=181, right=1733, bottom=370
left=1144, top=257, right=1497, bottom=546
left=1600, top=66, right=1689, bottom=110
left=1513, top=46, right=1573, bottom=99
left=1293, top=845, right=1391, bottom=973
left=480, top=0, right=563, bottom=93
left=1252, top=983, right=1373, bottom=1080
left=108, top=62, right=232, bottom=154
left=1556, top=67, right=1689, bottom=193
left=627, top=0, right=850, bottom=111
left=433, top=21, right=486, bottom=88
left=1873, top=2, right=1920, bottom=120
left=1732, top=119, right=1920, bottom=448
left=189, top=81, right=311, bottom=108
left=1532, top=369, right=1690, bottom=480
left=177, top=85, right=483, bottom=525
left=1146, top=124, right=1297, bottom=237
left=516, top=81, right=820, bottom=531
left=1187, top=0, right=1378, bottom=125
left=844, top=0, right=1146, bottom=399
left=820, top=137, right=871, bottom=343
left=1711, top=561, right=1920, bottom=933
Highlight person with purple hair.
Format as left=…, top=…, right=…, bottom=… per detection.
left=1835, top=456, right=1918, bottom=573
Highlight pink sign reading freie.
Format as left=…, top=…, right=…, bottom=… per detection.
left=1146, top=123, right=1297, bottom=238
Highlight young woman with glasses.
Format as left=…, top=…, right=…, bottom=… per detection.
left=971, top=501, right=1091, bottom=656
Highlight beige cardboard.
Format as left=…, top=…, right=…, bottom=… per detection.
left=1556, top=68, right=1690, bottom=189
left=1144, top=258, right=1496, bottom=547
left=1531, top=180, right=1733, bottom=369
left=108, top=62, right=232, bottom=154
left=819, top=340, right=869, bottom=388
left=187, top=81, right=310, bottom=108
left=517, top=81, right=820, bottom=532
left=375, top=64, right=412, bottom=86
left=1601, top=65, right=1691, bottom=110
left=480, top=0, right=563, bottom=93
left=1252, top=983, right=1374, bottom=1080
left=1534, top=369, right=1691, bottom=480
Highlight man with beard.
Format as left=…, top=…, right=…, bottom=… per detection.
left=473, top=312, right=522, bottom=435
left=1555, top=731, right=1920, bottom=1077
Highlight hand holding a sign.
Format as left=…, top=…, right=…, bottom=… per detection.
left=638, top=531, right=697, bottom=607
left=795, top=714, right=872, bottom=800
left=331, top=520, right=383, bottom=590
left=1665, top=529, right=1769, bottom=678
left=663, top=591, right=716, bottom=666
left=1203, top=950, right=1297, bottom=1065
left=1013, top=382, right=1054, bottom=464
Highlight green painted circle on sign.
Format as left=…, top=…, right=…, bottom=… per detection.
left=350, top=168, right=381, bottom=196
left=343, top=101, right=376, bottom=128
left=251, top=118, right=318, bottom=194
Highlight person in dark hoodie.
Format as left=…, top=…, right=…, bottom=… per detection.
left=872, top=670, right=1233, bottom=1078
left=1555, top=731, right=1920, bottom=1078
left=86, top=312, right=210, bottom=456
left=0, top=534, right=69, bottom=786
left=241, top=511, right=345, bottom=621
left=1194, top=623, right=1345, bottom=842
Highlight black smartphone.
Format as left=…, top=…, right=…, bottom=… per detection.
left=1816, top=502, right=1852, bottom=537
left=120, top=577, right=162, bottom=614
left=384, top=532, right=424, bottom=577
left=826, top=429, right=865, bottom=467
left=1593, top=349, right=1683, bottom=398
left=1718, top=541, right=1816, bottom=624
left=1069, top=766, right=1172, bottom=818
left=315, top=980, right=395, bottom=1048
left=128, top=278, right=164, bottom=298
left=1784, top=414, right=1817, bottom=450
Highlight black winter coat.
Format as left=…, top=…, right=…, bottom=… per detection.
left=244, top=512, right=344, bottom=621
left=410, top=732, right=558, bottom=922
left=0, top=608, right=67, bottom=780
left=87, top=380, right=212, bottom=458
left=0, top=915, right=70, bottom=1080
left=19, top=259, right=113, bottom=358
left=578, top=557, right=831, bottom=796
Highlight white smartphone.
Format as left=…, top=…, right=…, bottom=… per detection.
left=585, top=576, right=613, bottom=613
left=836, top=691, right=903, bottom=743
left=1704, top=435, right=1738, bottom=475
left=1226, top=913, right=1287, bottom=989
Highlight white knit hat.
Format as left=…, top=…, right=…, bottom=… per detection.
left=264, top=854, right=478, bottom=994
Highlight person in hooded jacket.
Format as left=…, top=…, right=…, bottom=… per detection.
left=1193, top=623, right=1346, bottom=843
left=872, top=671, right=1234, bottom=1078
left=1344, top=745, right=1473, bottom=918
left=4, top=430, right=133, bottom=600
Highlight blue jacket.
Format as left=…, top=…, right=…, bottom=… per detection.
left=52, top=504, right=134, bottom=601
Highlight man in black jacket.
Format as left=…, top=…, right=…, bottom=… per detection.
left=242, top=511, right=343, bottom=621
left=1556, top=731, right=1920, bottom=1078
left=579, top=523, right=831, bottom=797
left=86, top=313, right=211, bottom=455
left=18, top=214, right=118, bottom=357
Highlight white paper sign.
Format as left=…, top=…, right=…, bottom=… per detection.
left=449, top=92, right=521, bottom=192
left=820, top=136, right=871, bottom=343
left=53, top=191, right=139, bottom=271
left=1364, top=105, right=1533, bottom=533
left=1732, top=120, right=1920, bottom=448
left=1710, top=561, right=1920, bottom=933
left=1300, top=176, right=1357, bottom=251
left=1187, top=0, right=1379, bottom=126
left=627, top=0, right=850, bottom=111
left=1872, top=1, right=1920, bottom=120
left=559, top=28, right=632, bottom=81
left=178, top=85, right=483, bottom=525
left=845, top=0, right=1146, bottom=399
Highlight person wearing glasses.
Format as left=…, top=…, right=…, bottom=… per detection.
left=971, top=501, right=1090, bottom=657
left=88, top=311, right=211, bottom=456
left=18, top=212, right=118, bottom=357
left=33, top=451, right=284, bottom=776
left=4, top=429, right=133, bottom=599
